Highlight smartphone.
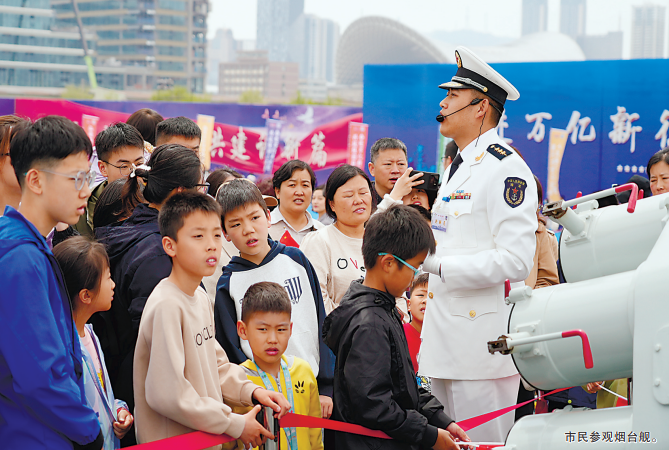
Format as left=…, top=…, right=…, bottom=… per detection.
left=412, top=170, right=440, bottom=191
left=255, top=406, right=280, bottom=450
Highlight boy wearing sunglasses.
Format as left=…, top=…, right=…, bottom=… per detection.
left=0, top=116, right=105, bottom=450
left=323, top=205, right=471, bottom=450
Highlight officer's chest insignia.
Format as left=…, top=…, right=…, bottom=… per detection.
left=504, top=177, right=527, bottom=208
left=448, top=189, right=472, bottom=200
left=487, top=144, right=511, bottom=160
left=475, top=151, right=485, bottom=162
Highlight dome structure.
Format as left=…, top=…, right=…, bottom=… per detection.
left=434, top=32, right=586, bottom=63
left=336, top=16, right=588, bottom=86
left=336, top=16, right=448, bottom=86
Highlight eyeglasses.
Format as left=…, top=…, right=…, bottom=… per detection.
left=378, top=253, right=420, bottom=278
left=102, top=159, right=145, bottom=177
left=193, top=182, right=210, bottom=193
left=36, top=168, right=96, bottom=191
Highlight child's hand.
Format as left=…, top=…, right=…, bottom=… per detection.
left=113, top=408, right=134, bottom=439
left=432, top=428, right=459, bottom=450
left=319, top=395, right=333, bottom=419
left=389, top=168, right=424, bottom=201
left=240, top=405, right=273, bottom=449
left=252, top=388, right=291, bottom=418
left=445, top=422, right=471, bottom=448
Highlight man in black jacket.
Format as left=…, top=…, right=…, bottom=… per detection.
left=323, top=205, right=471, bottom=450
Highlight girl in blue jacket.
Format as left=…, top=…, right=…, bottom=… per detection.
left=54, top=236, right=134, bottom=449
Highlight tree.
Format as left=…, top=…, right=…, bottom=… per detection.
left=150, top=85, right=211, bottom=102
left=239, top=89, right=264, bottom=104
left=61, top=84, right=94, bottom=100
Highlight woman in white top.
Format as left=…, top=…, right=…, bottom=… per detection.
left=269, top=160, right=323, bottom=246
left=301, top=165, right=373, bottom=314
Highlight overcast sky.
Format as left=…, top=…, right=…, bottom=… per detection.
left=209, top=0, right=669, bottom=59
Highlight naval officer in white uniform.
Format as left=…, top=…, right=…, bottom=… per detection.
left=420, top=47, right=538, bottom=442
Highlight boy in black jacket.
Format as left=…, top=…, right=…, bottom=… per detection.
left=323, top=205, right=471, bottom=450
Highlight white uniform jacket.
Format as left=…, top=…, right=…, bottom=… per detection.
left=420, top=128, right=538, bottom=381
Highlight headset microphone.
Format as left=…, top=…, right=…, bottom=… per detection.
left=436, top=97, right=483, bottom=122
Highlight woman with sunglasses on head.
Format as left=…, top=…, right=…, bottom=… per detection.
left=301, top=165, right=374, bottom=314
left=92, top=144, right=204, bottom=447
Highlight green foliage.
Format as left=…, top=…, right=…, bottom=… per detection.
left=61, top=84, right=94, bottom=100
left=290, top=90, right=343, bottom=106
left=150, top=86, right=211, bottom=102
left=239, top=89, right=265, bottom=104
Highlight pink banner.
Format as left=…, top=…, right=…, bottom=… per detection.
left=347, top=122, right=369, bottom=169
left=15, top=99, right=130, bottom=143
left=13, top=99, right=363, bottom=174
left=209, top=112, right=363, bottom=173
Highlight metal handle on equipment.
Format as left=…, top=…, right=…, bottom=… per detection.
left=562, top=183, right=639, bottom=214
left=488, top=329, right=594, bottom=369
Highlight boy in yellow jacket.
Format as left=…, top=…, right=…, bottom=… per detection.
left=233, top=281, right=323, bottom=450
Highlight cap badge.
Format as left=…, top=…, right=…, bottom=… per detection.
left=455, top=50, right=462, bottom=68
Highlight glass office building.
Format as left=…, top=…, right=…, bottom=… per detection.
left=0, top=0, right=208, bottom=92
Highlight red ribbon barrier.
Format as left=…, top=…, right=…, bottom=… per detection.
left=457, top=387, right=571, bottom=431
left=128, top=386, right=573, bottom=449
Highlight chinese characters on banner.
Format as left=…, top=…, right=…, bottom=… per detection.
left=263, top=119, right=283, bottom=174
left=347, top=122, right=369, bottom=169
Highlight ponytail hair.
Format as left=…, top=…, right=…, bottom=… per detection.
left=119, top=144, right=202, bottom=218
left=53, top=236, right=109, bottom=307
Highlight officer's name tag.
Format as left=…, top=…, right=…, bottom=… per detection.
left=432, top=212, right=448, bottom=232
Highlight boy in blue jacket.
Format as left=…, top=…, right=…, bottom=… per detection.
left=0, top=116, right=103, bottom=450
left=213, top=178, right=335, bottom=419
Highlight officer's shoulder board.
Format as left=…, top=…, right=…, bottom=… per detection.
left=487, top=144, right=512, bottom=160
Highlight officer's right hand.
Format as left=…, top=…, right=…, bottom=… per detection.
left=389, top=167, right=424, bottom=201
left=432, top=428, right=460, bottom=450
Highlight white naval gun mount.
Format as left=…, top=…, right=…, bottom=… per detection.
left=487, top=184, right=669, bottom=449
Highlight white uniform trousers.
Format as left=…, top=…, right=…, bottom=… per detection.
left=431, top=374, right=520, bottom=443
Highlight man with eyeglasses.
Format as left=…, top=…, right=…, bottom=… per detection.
left=73, top=123, right=145, bottom=238
left=0, top=116, right=105, bottom=450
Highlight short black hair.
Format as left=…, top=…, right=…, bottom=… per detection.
left=370, top=137, right=407, bottom=163
left=362, top=204, right=436, bottom=270
left=215, top=178, right=267, bottom=232
left=241, top=281, right=291, bottom=323
left=647, top=147, right=669, bottom=176
left=95, top=122, right=144, bottom=162
left=206, top=167, right=243, bottom=197
left=10, top=116, right=92, bottom=188
left=93, top=178, right=127, bottom=228
left=272, top=160, right=316, bottom=197
left=407, top=204, right=432, bottom=222
left=156, top=116, right=201, bottom=144
left=410, top=273, right=430, bottom=296
left=444, top=140, right=458, bottom=162
left=472, top=90, right=503, bottom=126
left=314, top=184, right=325, bottom=192
left=126, top=108, right=164, bottom=146
left=159, top=191, right=222, bottom=241
left=324, top=164, right=374, bottom=220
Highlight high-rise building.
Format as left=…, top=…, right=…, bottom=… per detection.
left=631, top=4, right=666, bottom=59
left=0, top=0, right=103, bottom=90
left=219, top=50, right=298, bottom=102
left=290, top=14, right=339, bottom=83
left=50, top=0, right=209, bottom=92
left=521, top=0, right=548, bottom=36
left=560, top=0, right=587, bottom=38
left=207, top=28, right=236, bottom=89
left=256, top=0, right=303, bottom=62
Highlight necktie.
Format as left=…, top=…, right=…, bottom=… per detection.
left=448, top=153, right=463, bottom=182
